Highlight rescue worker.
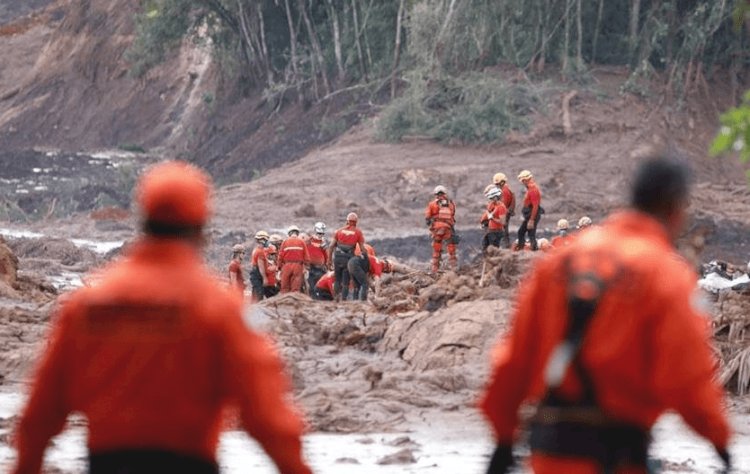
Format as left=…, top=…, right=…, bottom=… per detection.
left=516, top=170, right=543, bottom=251
left=305, top=221, right=328, bottom=296
left=313, top=271, right=335, bottom=301
left=550, top=218, right=573, bottom=248
left=269, top=233, right=285, bottom=252
left=537, top=237, right=551, bottom=252
left=263, top=244, right=280, bottom=298
left=480, top=157, right=731, bottom=474
left=347, top=251, right=394, bottom=301
left=327, top=212, right=367, bottom=301
left=249, top=230, right=270, bottom=302
left=278, top=225, right=309, bottom=293
left=493, top=173, right=516, bottom=248
left=227, top=244, right=246, bottom=293
left=12, top=161, right=312, bottom=474
left=425, top=185, right=458, bottom=273
left=578, top=215, right=593, bottom=230
left=481, top=187, right=508, bottom=251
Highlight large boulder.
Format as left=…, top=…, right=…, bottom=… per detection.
left=0, top=238, right=18, bottom=287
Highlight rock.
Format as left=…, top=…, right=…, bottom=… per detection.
left=0, top=239, right=18, bottom=287
left=377, top=448, right=417, bottom=465
left=335, top=457, right=360, bottom=464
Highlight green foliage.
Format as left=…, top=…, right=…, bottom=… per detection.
left=125, top=0, right=192, bottom=77
left=377, top=73, right=540, bottom=144
left=117, top=143, right=147, bottom=153
left=711, top=90, right=750, bottom=164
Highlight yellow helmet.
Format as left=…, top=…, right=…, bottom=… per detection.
left=556, top=219, right=569, bottom=230
left=254, top=230, right=270, bottom=240
left=517, top=170, right=533, bottom=182
left=493, top=173, right=507, bottom=185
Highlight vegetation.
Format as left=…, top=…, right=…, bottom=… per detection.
left=128, top=1, right=748, bottom=143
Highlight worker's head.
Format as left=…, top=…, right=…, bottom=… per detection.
left=493, top=173, right=507, bottom=186
left=630, top=156, right=691, bottom=242
left=255, top=230, right=270, bottom=243
left=270, top=234, right=284, bottom=247
left=287, top=225, right=300, bottom=236
left=266, top=244, right=277, bottom=257
left=433, top=185, right=448, bottom=197
left=577, top=216, right=592, bottom=229
left=314, top=221, right=327, bottom=237
left=557, top=219, right=569, bottom=231
left=136, top=161, right=212, bottom=243
left=517, top=170, right=533, bottom=185
left=231, top=244, right=245, bottom=257
left=346, top=212, right=358, bottom=225
left=486, top=187, right=502, bottom=201
left=538, top=238, right=551, bottom=251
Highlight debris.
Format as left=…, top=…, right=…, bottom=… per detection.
left=377, top=448, right=417, bottom=465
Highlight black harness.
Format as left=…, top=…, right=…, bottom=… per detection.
left=529, top=254, right=652, bottom=473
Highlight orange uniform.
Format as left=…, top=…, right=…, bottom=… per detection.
left=550, top=233, right=573, bottom=248
left=521, top=180, right=542, bottom=222
left=329, top=225, right=366, bottom=300
left=278, top=236, right=309, bottom=293
left=249, top=245, right=269, bottom=302
left=304, top=236, right=328, bottom=267
left=13, top=238, right=311, bottom=474
left=500, top=183, right=515, bottom=215
left=480, top=210, right=730, bottom=473
left=425, top=197, right=457, bottom=272
left=481, top=201, right=508, bottom=231
left=227, top=259, right=245, bottom=292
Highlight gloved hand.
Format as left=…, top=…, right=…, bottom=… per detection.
left=481, top=221, right=489, bottom=229
left=486, top=444, right=513, bottom=474
left=716, top=447, right=731, bottom=473
left=425, top=218, right=433, bottom=227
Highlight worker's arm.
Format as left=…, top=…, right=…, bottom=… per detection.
left=258, top=256, right=268, bottom=286
left=13, top=304, right=75, bottom=474
left=479, top=264, right=544, bottom=443
left=649, top=270, right=731, bottom=453
left=221, top=306, right=312, bottom=474
left=357, top=232, right=367, bottom=257
left=326, top=235, right=337, bottom=269
left=528, top=187, right=540, bottom=228
left=424, top=202, right=434, bottom=226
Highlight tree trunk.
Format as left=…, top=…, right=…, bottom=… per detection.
left=298, top=0, right=331, bottom=96
left=575, top=0, right=583, bottom=69
left=563, top=0, right=571, bottom=75
left=391, top=0, right=405, bottom=98
left=592, top=0, right=604, bottom=63
left=282, top=0, right=302, bottom=102
left=325, top=0, right=346, bottom=82
left=257, top=3, right=272, bottom=83
left=629, top=0, right=641, bottom=64
left=350, top=0, right=368, bottom=80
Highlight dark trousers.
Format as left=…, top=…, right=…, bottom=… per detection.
left=333, top=252, right=352, bottom=299
left=307, top=265, right=326, bottom=296
left=313, top=287, right=333, bottom=301
left=517, top=214, right=541, bottom=250
left=263, top=285, right=279, bottom=298
left=89, top=449, right=218, bottom=474
left=347, top=256, right=370, bottom=301
left=249, top=267, right=264, bottom=301
left=482, top=231, right=504, bottom=251
left=502, top=213, right=512, bottom=248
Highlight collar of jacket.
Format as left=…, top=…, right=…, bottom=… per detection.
left=603, top=210, right=672, bottom=249
left=129, top=236, right=203, bottom=265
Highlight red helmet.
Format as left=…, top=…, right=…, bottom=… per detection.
left=137, top=161, right=212, bottom=225
left=346, top=212, right=358, bottom=223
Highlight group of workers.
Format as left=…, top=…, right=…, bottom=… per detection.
left=12, top=157, right=733, bottom=474
left=228, top=213, right=393, bottom=302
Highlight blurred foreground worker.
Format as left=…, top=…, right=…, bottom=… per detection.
left=480, top=157, right=731, bottom=474
left=493, top=173, right=516, bottom=248
left=578, top=215, right=593, bottom=230
left=516, top=170, right=543, bottom=251
left=249, top=230, right=270, bottom=302
left=327, top=212, right=367, bottom=301
left=278, top=225, right=309, bottom=293
left=425, top=185, right=458, bottom=273
left=313, top=271, right=335, bottom=301
left=305, top=222, right=329, bottom=296
left=263, top=244, right=280, bottom=298
left=481, top=187, right=508, bottom=251
left=228, top=244, right=246, bottom=293
left=347, top=252, right=394, bottom=301
left=13, top=161, right=312, bottom=474
left=550, top=219, right=572, bottom=248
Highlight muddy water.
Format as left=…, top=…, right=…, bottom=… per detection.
left=1, top=391, right=748, bottom=473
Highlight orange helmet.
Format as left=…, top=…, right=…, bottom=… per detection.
left=346, top=212, right=358, bottom=223
left=137, top=161, right=212, bottom=226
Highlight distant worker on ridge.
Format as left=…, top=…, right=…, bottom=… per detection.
left=278, top=225, right=309, bottom=293
left=578, top=215, right=593, bottom=230
left=327, top=212, right=367, bottom=301
left=425, top=185, right=458, bottom=273
left=516, top=170, right=543, bottom=251
left=481, top=157, right=731, bottom=474
left=12, top=161, right=312, bottom=474
left=263, top=244, right=280, bottom=298
left=228, top=244, right=246, bottom=293
left=550, top=219, right=572, bottom=248
left=493, top=173, right=516, bottom=248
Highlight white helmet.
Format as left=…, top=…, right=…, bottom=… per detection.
left=254, top=230, right=270, bottom=240
left=493, top=173, right=507, bottom=185
left=486, top=187, right=502, bottom=200
left=232, top=244, right=245, bottom=253
left=557, top=219, right=569, bottom=231
left=287, top=225, right=300, bottom=235
left=314, top=222, right=327, bottom=234
left=578, top=216, right=592, bottom=228
left=517, top=170, right=533, bottom=182
left=434, top=185, right=448, bottom=195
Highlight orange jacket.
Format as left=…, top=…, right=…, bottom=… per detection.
left=522, top=180, right=542, bottom=221
left=550, top=233, right=573, bottom=248
left=333, top=225, right=364, bottom=249
left=480, top=211, right=730, bottom=464
left=278, top=236, right=309, bottom=265
left=315, top=271, right=335, bottom=294
left=481, top=201, right=508, bottom=231
left=227, top=259, right=245, bottom=291
left=425, top=198, right=456, bottom=230
left=250, top=245, right=267, bottom=268
left=500, top=183, right=515, bottom=214
left=304, top=236, right=328, bottom=266
left=13, top=238, right=311, bottom=474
